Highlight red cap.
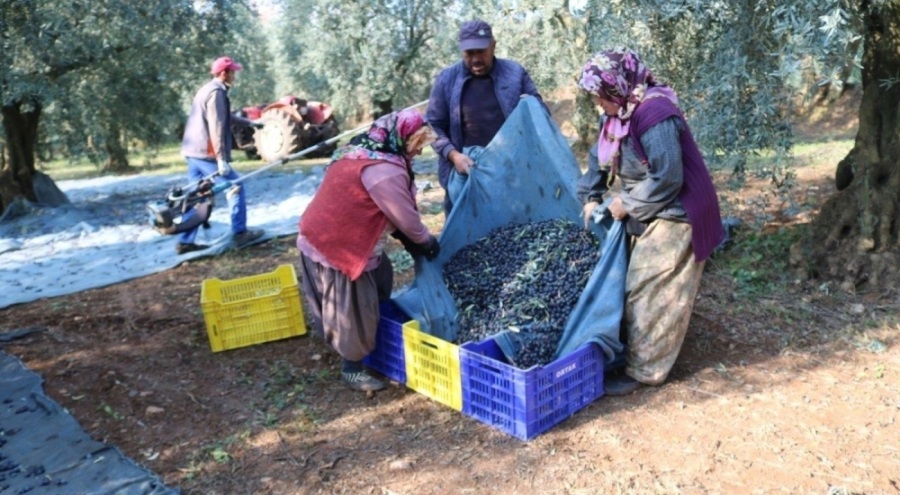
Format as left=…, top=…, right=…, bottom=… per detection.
left=210, top=56, right=243, bottom=75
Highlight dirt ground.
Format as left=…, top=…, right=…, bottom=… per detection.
left=2, top=98, right=899, bottom=495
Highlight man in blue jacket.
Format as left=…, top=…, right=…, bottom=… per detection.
left=426, top=19, right=545, bottom=215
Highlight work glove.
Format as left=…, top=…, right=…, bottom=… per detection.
left=226, top=185, right=241, bottom=200
left=420, top=235, right=441, bottom=261
left=392, top=231, right=440, bottom=261
left=217, top=159, right=233, bottom=176
left=392, top=230, right=423, bottom=257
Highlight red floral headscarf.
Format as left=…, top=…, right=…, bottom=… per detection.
left=331, top=109, right=428, bottom=168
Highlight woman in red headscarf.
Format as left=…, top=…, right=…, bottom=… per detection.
left=298, top=109, right=439, bottom=392
left=576, top=48, right=724, bottom=396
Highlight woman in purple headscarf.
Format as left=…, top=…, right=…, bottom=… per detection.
left=576, top=48, right=724, bottom=396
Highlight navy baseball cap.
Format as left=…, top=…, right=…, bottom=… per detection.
left=458, top=20, right=493, bottom=51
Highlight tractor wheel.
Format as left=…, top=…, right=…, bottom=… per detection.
left=254, top=107, right=303, bottom=162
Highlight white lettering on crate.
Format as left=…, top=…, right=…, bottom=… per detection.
left=555, top=362, right=577, bottom=378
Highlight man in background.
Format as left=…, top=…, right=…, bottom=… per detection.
left=426, top=19, right=545, bottom=215
left=178, top=56, right=264, bottom=255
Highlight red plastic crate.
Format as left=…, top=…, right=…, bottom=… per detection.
left=460, top=337, right=604, bottom=440
left=362, top=301, right=408, bottom=384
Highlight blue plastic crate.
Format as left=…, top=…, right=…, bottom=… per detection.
left=460, top=337, right=605, bottom=440
left=363, top=301, right=408, bottom=384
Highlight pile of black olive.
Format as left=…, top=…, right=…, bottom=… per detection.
left=443, top=219, right=600, bottom=369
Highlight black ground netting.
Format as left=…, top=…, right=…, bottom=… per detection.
left=0, top=349, right=179, bottom=495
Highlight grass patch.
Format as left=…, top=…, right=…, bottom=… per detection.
left=38, top=146, right=188, bottom=181
left=716, top=225, right=804, bottom=297
left=37, top=142, right=339, bottom=182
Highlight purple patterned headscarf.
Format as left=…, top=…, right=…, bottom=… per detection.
left=578, top=48, right=656, bottom=118
left=578, top=48, right=677, bottom=169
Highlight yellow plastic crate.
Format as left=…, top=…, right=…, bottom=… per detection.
left=201, top=264, right=307, bottom=352
left=403, top=320, right=462, bottom=411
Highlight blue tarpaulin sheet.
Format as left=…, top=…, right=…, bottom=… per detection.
left=394, top=96, right=626, bottom=361
left=0, top=349, right=179, bottom=494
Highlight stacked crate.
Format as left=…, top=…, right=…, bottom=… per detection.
left=367, top=303, right=605, bottom=440
left=362, top=301, right=409, bottom=384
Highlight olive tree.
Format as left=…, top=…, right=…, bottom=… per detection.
left=207, top=2, right=277, bottom=109
left=576, top=1, right=795, bottom=176
left=277, top=0, right=457, bottom=123
left=798, top=1, right=900, bottom=289
left=43, top=0, right=274, bottom=173
left=578, top=0, right=896, bottom=290
left=0, top=0, right=273, bottom=214
left=275, top=0, right=593, bottom=127
left=1, top=1, right=193, bottom=210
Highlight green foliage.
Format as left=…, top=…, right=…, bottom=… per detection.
left=237, top=358, right=332, bottom=429
left=261, top=360, right=304, bottom=412
left=720, top=226, right=803, bottom=296
left=4, top=1, right=192, bottom=163
left=270, top=0, right=591, bottom=128
left=212, top=2, right=278, bottom=108
left=194, top=432, right=251, bottom=466
left=276, top=0, right=458, bottom=122
left=388, top=248, right=415, bottom=274
left=584, top=1, right=785, bottom=175
left=1, top=0, right=275, bottom=169
left=578, top=0, right=866, bottom=180
left=98, top=402, right=123, bottom=420
left=209, top=447, right=230, bottom=463
left=572, top=90, right=599, bottom=163
left=2, top=0, right=869, bottom=185
left=463, top=0, right=588, bottom=94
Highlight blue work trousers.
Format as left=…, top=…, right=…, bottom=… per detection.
left=178, top=157, right=247, bottom=244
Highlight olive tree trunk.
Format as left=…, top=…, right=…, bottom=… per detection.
left=0, top=100, right=42, bottom=213
left=797, top=2, right=900, bottom=289
left=0, top=100, right=70, bottom=216
left=103, top=123, right=132, bottom=173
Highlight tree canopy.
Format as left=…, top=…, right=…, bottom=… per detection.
left=4, top=0, right=896, bottom=290
left=0, top=0, right=278, bottom=210
left=276, top=0, right=458, bottom=122
left=1, top=0, right=865, bottom=178
left=581, top=1, right=864, bottom=175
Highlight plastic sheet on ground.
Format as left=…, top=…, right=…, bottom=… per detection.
left=0, top=349, right=179, bottom=494
left=0, top=169, right=324, bottom=309
left=393, top=96, right=626, bottom=361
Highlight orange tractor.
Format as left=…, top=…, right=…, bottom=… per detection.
left=233, top=96, right=340, bottom=162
